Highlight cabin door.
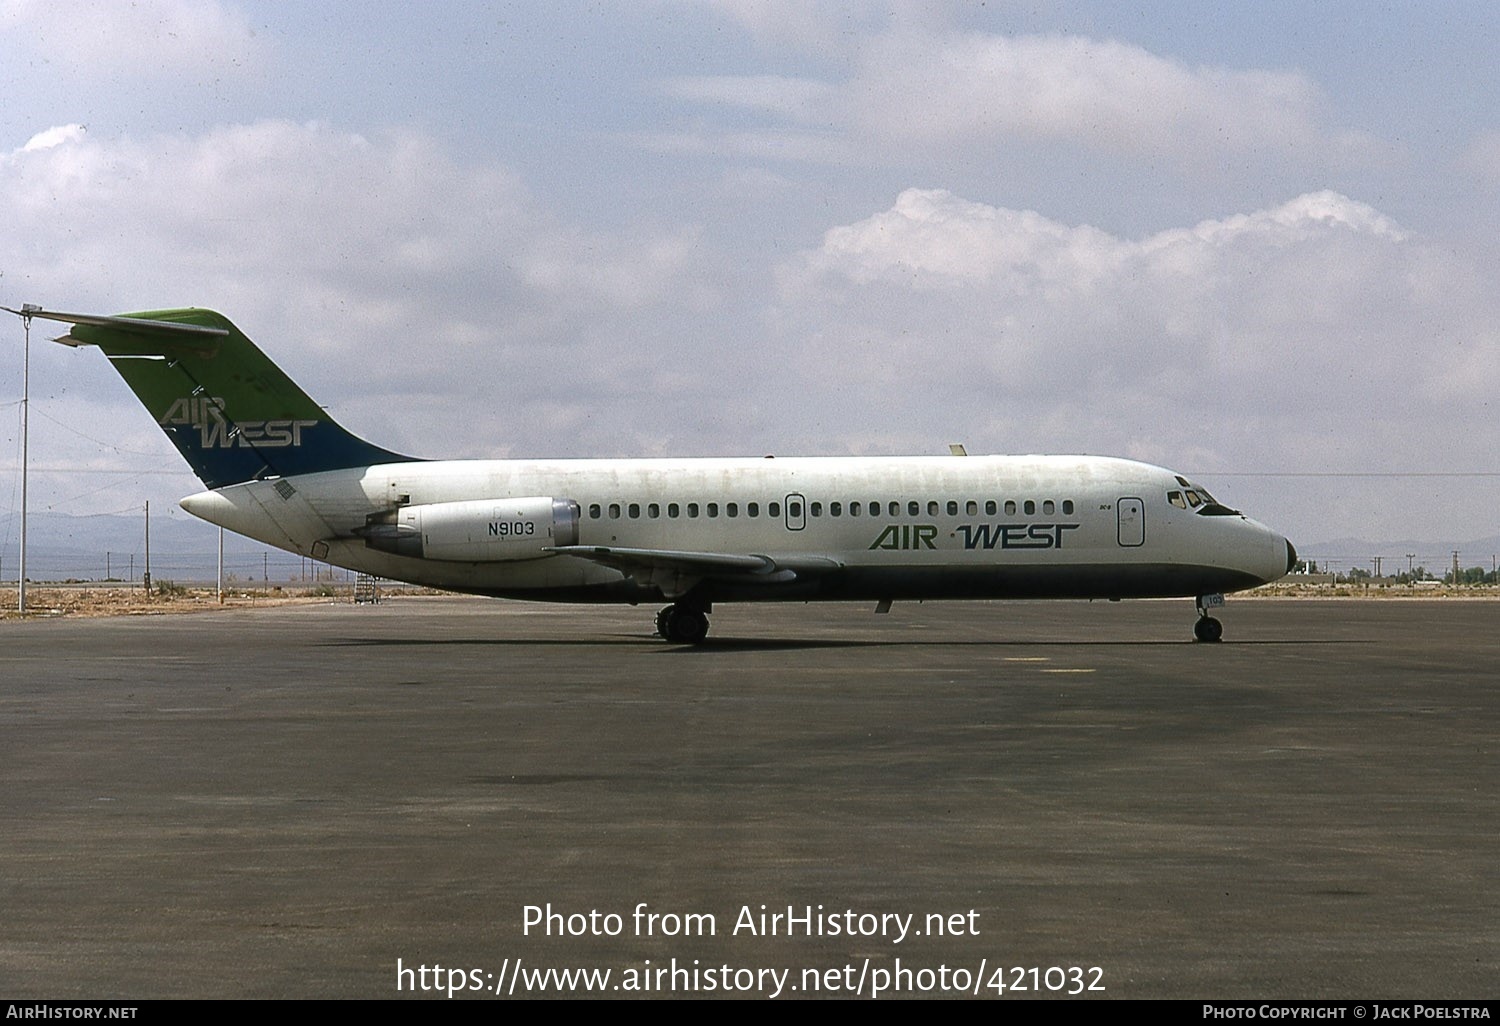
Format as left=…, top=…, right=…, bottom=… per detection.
left=1117, top=497, right=1146, bottom=547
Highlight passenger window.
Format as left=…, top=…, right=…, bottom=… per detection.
left=668, top=502, right=680, bottom=518
left=748, top=502, right=759, bottom=517
left=608, top=503, right=622, bottom=519
left=708, top=502, right=719, bottom=518
left=727, top=502, right=738, bottom=517
left=1004, top=500, right=1017, bottom=516
left=1062, top=500, right=1074, bottom=515
left=849, top=502, right=860, bottom=517
left=927, top=500, right=940, bottom=516
left=788, top=501, right=802, bottom=518
left=687, top=502, right=699, bottom=518
left=830, top=501, right=842, bottom=517
left=769, top=502, right=781, bottom=517
left=869, top=502, right=880, bottom=516
left=908, top=500, right=920, bottom=516
left=889, top=501, right=900, bottom=516
left=985, top=500, right=997, bottom=515
left=628, top=503, right=641, bottom=518
left=810, top=502, right=822, bottom=517
left=648, top=503, right=660, bottom=518
left=966, top=500, right=978, bottom=515
left=1024, top=500, right=1036, bottom=515
left=589, top=503, right=602, bottom=519
left=1043, top=500, right=1055, bottom=515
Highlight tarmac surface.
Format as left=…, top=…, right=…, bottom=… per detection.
left=1, top=596, right=1495, bottom=1000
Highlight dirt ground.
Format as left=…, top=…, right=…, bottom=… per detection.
left=0, top=583, right=379, bottom=620
left=3, top=579, right=1496, bottom=620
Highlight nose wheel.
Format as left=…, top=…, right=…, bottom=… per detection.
left=1193, top=594, right=1225, bottom=643
left=656, top=604, right=710, bottom=644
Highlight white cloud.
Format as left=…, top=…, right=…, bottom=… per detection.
left=3, top=118, right=1494, bottom=543
left=659, top=27, right=1379, bottom=174
left=849, top=32, right=1326, bottom=156
left=21, top=124, right=87, bottom=152
left=772, top=188, right=1499, bottom=484
left=0, top=120, right=713, bottom=462
left=1463, top=129, right=1500, bottom=184
left=699, top=0, right=952, bottom=57
left=1, top=0, right=260, bottom=77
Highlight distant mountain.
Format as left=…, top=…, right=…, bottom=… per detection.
left=0, top=510, right=345, bottom=584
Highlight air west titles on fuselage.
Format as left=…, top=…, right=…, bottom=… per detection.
left=158, top=396, right=317, bottom=450
left=870, top=522, right=1082, bottom=551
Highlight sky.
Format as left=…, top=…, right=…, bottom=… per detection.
left=1, top=0, right=1498, bottom=557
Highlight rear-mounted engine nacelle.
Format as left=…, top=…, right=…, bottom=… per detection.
left=358, top=497, right=580, bottom=561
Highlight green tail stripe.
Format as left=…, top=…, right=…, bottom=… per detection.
left=64, top=308, right=416, bottom=488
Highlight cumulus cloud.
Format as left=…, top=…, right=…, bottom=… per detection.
left=771, top=188, right=1499, bottom=480
left=0, top=121, right=712, bottom=461
left=3, top=118, right=1494, bottom=542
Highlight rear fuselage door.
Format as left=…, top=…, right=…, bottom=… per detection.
left=1117, top=497, right=1145, bottom=547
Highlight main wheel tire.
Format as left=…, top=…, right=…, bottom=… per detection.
left=1193, top=616, right=1223, bottom=643
left=664, top=607, right=709, bottom=644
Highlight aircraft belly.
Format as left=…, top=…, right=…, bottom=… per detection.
left=706, top=562, right=1265, bottom=603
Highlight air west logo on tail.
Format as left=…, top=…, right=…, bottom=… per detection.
left=158, top=396, right=317, bottom=449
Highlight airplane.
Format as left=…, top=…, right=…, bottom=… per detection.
left=6, top=305, right=1296, bottom=643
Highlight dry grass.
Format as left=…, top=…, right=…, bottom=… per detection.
left=0, top=583, right=363, bottom=620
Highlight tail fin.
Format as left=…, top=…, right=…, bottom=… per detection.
left=16, top=307, right=416, bottom=488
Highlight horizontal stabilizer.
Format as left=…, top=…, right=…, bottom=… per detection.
left=5, top=305, right=417, bottom=488
left=4, top=306, right=229, bottom=352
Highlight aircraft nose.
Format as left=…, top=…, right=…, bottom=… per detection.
left=1285, top=538, right=1298, bottom=575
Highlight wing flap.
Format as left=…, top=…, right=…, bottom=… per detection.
left=546, top=545, right=842, bottom=598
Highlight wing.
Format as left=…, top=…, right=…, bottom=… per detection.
left=545, top=545, right=842, bottom=598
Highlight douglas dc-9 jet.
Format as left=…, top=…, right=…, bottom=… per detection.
left=8, top=306, right=1295, bottom=642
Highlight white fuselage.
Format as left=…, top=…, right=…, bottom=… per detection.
left=180, top=454, right=1293, bottom=605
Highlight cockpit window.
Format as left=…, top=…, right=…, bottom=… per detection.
left=1196, top=502, right=1241, bottom=516
left=1185, top=491, right=1202, bottom=508
left=1168, top=490, right=1187, bottom=509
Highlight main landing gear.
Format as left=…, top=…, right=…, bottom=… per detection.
left=656, top=603, right=710, bottom=644
left=1193, top=594, right=1225, bottom=643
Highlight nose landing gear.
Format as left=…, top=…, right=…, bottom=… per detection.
left=1194, top=593, right=1225, bottom=643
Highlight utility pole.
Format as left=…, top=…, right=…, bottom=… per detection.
left=18, top=306, right=33, bottom=615
left=1371, top=556, right=1383, bottom=578
left=217, top=527, right=224, bottom=605
left=1452, top=550, right=1461, bottom=588
left=143, top=501, right=152, bottom=595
